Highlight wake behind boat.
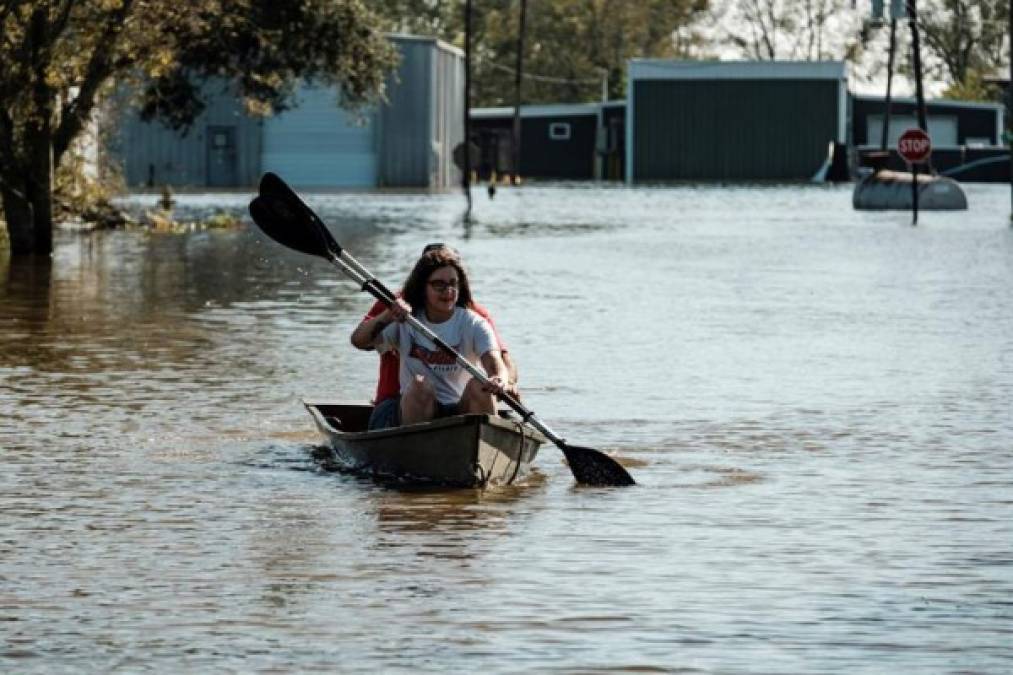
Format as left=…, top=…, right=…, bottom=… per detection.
left=305, top=401, right=545, bottom=488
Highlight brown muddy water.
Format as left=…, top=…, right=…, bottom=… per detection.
left=2, top=184, right=1012, bottom=672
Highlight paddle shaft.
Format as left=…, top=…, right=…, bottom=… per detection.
left=325, top=250, right=568, bottom=447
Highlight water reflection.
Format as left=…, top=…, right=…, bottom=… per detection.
left=371, top=477, right=546, bottom=534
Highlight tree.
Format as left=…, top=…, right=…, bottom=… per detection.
left=470, top=0, right=710, bottom=105
left=711, top=0, right=864, bottom=62
left=916, top=0, right=1009, bottom=100
left=374, top=0, right=710, bottom=106
left=0, top=0, right=397, bottom=256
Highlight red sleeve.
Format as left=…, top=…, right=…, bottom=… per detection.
left=362, top=298, right=387, bottom=323
left=470, top=301, right=508, bottom=352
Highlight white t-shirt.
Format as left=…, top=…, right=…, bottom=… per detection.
left=377, top=307, right=499, bottom=405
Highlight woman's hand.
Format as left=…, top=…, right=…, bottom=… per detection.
left=503, top=380, right=521, bottom=401
left=482, top=374, right=507, bottom=396
left=482, top=375, right=519, bottom=401
left=386, top=298, right=411, bottom=322
left=351, top=298, right=412, bottom=350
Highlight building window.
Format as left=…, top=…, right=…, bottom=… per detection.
left=549, top=122, right=571, bottom=140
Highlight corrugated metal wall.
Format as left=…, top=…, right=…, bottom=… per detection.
left=108, top=36, right=464, bottom=190
left=378, top=38, right=432, bottom=187
left=377, top=37, right=463, bottom=189
left=431, top=42, right=465, bottom=190
left=262, top=86, right=377, bottom=188
left=633, top=80, right=841, bottom=180
left=852, top=97, right=1003, bottom=146
left=114, top=79, right=261, bottom=188
left=518, top=115, right=597, bottom=178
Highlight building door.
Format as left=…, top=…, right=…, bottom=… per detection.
left=207, top=125, right=238, bottom=187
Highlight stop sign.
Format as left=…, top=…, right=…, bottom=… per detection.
left=897, top=128, right=932, bottom=164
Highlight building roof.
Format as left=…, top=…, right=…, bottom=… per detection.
left=628, top=60, right=848, bottom=82
left=471, top=102, right=603, bottom=119
left=386, top=33, right=463, bottom=58
left=853, top=94, right=1004, bottom=112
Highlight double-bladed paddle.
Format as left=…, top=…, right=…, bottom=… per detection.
left=249, top=172, right=635, bottom=487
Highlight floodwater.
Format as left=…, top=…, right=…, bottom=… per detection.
left=2, top=183, right=1012, bottom=672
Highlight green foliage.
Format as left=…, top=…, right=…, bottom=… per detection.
left=0, top=0, right=396, bottom=254
left=374, top=0, right=710, bottom=105
left=940, top=69, right=1002, bottom=102
left=918, top=0, right=1009, bottom=90
left=132, top=0, right=399, bottom=130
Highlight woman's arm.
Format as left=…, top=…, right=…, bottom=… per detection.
left=501, top=351, right=518, bottom=386
left=350, top=299, right=410, bottom=350
left=479, top=350, right=511, bottom=395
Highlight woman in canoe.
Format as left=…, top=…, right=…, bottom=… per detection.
left=350, top=247, right=515, bottom=430
left=357, top=243, right=518, bottom=422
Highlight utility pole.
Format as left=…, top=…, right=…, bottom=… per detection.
left=511, top=0, right=527, bottom=186
left=463, top=0, right=473, bottom=219
left=908, top=0, right=928, bottom=134
left=908, top=0, right=928, bottom=224
left=880, top=18, right=897, bottom=151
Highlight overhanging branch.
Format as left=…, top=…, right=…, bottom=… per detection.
left=54, top=0, right=135, bottom=164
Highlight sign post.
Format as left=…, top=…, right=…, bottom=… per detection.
left=897, top=127, right=931, bottom=225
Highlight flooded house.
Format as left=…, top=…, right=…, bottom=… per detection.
left=474, top=61, right=851, bottom=183
left=105, top=35, right=464, bottom=191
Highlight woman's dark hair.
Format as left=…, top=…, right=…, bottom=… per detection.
left=402, top=248, right=474, bottom=312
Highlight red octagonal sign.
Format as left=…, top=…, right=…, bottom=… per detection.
left=897, top=128, right=932, bottom=164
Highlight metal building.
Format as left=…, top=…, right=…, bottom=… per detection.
left=111, top=78, right=263, bottom=189
left=261, top=87, right=377, bottom=188
left=470, top=103, right=601, bottom=180
left=853, top=94, right=1004, bottom=148
left=378, top=36, right=464, bottom=188
left=626, top=60, right=848, bottom=182
left=852, top=94, right=1008, bottom=181
left=108, top=35, right=464, bottom=190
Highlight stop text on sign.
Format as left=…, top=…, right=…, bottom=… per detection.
left=897, top=128, right=932, bottom=164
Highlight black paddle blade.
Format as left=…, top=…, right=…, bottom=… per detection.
left=258, top=171, right=293, bottom=199
left=259, top=172, right=343, bottom=257
left=560, top=444, right=636, bottom=486
left=249, top=195, right=332, bottom=261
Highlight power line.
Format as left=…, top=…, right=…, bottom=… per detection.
left=485, top=61, right=603, bottom=85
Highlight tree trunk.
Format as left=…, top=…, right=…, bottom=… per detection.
left=1, top=182, right=36, bottom=255
left=28, top=5, right=54, bottom=255
left=26, top=134, right=54, bottom=255
left=3, top=5, right=57, bottom=256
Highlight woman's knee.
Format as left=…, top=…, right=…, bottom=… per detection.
left=401, top=375, right=437, bottom=421
left=461, top=377, right=495, bottom=413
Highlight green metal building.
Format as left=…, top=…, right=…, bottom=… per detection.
left=626, top=61, right=848, bottom=182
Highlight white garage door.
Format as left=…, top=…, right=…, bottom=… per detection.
left=262, top=85, right=377, bottom=188
left=866, top=115, right=958, bottom=147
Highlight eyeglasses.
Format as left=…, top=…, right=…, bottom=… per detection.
left=428, top=279, right=459, bottom=293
